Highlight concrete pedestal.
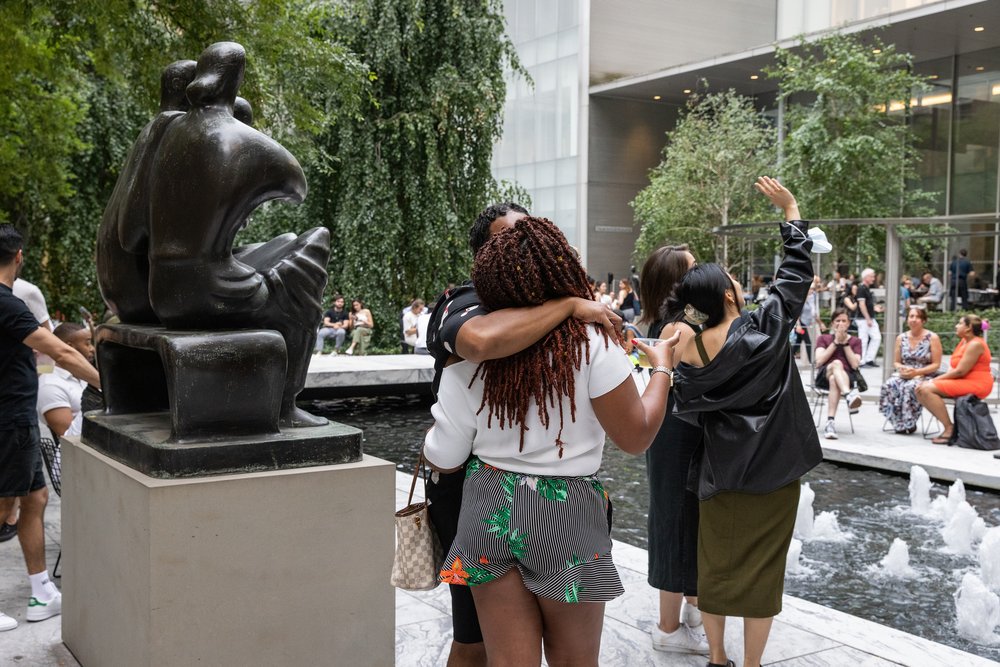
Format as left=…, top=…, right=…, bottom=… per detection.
left=61, top=437, right=395, bottom=667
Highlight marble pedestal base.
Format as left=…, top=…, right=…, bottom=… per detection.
left=61, top=438, right=395, bottom=667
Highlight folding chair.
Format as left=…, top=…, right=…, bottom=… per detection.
left=811, top=386, right=855, bottom=433
left=922, top=397, right=956, bottom=440
left=37, top=432, right=62, bottom=578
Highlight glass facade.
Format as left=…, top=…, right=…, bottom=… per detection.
left=951, top=48, right=1000, bottom=215
left=777, top=0, right=941, bottom=39
left=493, top=0, right=582, bottom=245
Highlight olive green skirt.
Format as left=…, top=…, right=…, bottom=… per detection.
left=697, top=480, right=800, bottom=618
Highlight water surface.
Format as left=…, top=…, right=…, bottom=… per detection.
left=307, top=396, right=1000, bottom=660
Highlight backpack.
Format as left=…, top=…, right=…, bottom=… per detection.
left=950, top=395, right=1000, bottom=450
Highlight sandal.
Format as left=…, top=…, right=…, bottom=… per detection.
left=708, top=661, right=735, bottom=667
left=931, top=433, right=952, bottom=445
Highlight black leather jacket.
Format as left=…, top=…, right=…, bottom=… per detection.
left=673, top=220, right=823, bottom=499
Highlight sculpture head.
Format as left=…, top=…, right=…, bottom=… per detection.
left=160, top=60, right=198, bottom=112
left=186, top=42, right=246, bottom=110
left=234, top=97, right=253, bottom=125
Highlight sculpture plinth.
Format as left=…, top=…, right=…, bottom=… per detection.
left=84, top=324, right=361, bottom=478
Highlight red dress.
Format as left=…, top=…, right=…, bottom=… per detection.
left=934, top=338, right=993, bottom=399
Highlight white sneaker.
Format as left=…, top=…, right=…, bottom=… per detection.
left=823, top=421, right=838, bottom=440
left=0, top=611, right=16, bottom=631
left=845, top=389, right=862, bottom=413
left=680, top=599, right=703, bottom=627
left=26, top=591, right=61, bottom=622
left=650, top=623, right=710, bottom=654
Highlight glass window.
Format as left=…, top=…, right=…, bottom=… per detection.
left=558, top=0, right=578, bottom=32
left=536, top=1, right=558, bottom=37
left=911, top=57, right=952, bottom=215
left=556, top=157, right=577, bottom=186
left=516, top=0, right=535, bottom=42
left=536, top=34, right=558, bottom=64
left=532, top=187, right=555, bottom=216
left=535, top=160, right=556, bottom=188
left=951, top=48, right=1000, bottom=214
left=557, top=28, right=578, bottom=59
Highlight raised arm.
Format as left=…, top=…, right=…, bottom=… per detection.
left=456, top=297, right=621, bottom=362
left=752, top=177, right=814, bottom=334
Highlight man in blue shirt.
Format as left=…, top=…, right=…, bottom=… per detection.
left=0, top=224, right=100, bottom=632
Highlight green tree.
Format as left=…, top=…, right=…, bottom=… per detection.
left=312, top=0, right=524, bottom=348
left=632, top=90, right=775, bottom=268
left=769, top=32, right=937, bottom=267
left=3, top=0, right=367, bottom=316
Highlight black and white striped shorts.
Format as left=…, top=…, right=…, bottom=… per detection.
left=439, top=457, right=624, bottom=603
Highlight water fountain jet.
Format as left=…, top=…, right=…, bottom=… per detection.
left=908, top=465, right=931, bottom=515
left=955, top=573, right=1000, bottom=645
left=879, top=538, right=916, bottom=578
left=981, top=527, right=1000, bottom=592
left=794, top=482, right=815, bottom=540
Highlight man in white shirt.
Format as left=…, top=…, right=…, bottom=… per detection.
left=37, top=323, right=95, bottom=438
left=402, top=299, right=424, bottom=352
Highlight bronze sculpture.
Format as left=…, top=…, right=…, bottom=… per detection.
left=95, top=41, right=331, bottom=435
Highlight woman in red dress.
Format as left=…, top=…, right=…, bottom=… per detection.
left=916, top=314, right=993, bottom=444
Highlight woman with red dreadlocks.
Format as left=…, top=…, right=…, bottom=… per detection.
left=423, top=217, right=679, bottom=666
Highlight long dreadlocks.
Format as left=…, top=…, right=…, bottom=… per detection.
left=470, top=217, right=601, bottom=456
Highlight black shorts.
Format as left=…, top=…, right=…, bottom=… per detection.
left=0, top=426, right=46, bottom=497
left=426, top=465, right=483, bottom=644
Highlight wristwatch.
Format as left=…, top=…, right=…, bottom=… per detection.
left=650, top=365, right=674, bottom=387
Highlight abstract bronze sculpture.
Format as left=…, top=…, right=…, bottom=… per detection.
left=89, top=42, right=354, bottom=476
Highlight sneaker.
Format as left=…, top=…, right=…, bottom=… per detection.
left=0, top=523, right=16, bottom=543
left=0, top=611, right=16, bottom=631
left=845, top=389, right=862, bottom=413
left=26, top=591, right=61, bottom=622
left=680, top=599, right=703, bottom=627
left=823, top=421, right=838, bottom=440
left=345, top=349, right=354, bottom=356
left=650, top=623, right=710, bottom=654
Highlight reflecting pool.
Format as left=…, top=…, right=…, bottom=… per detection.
left=307, top=396, right=1000, bottom=660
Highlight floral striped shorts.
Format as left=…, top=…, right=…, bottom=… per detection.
left=439, top=457, right=624, bottom=604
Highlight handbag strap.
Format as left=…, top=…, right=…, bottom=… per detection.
left=406, top=452, right=427, bottom=506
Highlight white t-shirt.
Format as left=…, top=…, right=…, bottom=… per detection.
left=414, top=311, right=431, bottom=350
left=424, top=327, right=633, bottom=476
left=403, top=310, right=421, bottom=347
left=37, top=366, right=87, bottom=437
left=13, top=278, right=50, bottom=325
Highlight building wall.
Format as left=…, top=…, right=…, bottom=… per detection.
left=586, top=96, right=681, bottom=282
left=493, top=0, right=584, bottom=245
left=589, top=0, right=778, bottom=84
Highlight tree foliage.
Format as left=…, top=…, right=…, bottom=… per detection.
left=2, top=0, right=367, bottom=316
left=632, top=90, right=775, bottom=267
left=769, top=32, right=937, bottom=267
left=312, top=0, right=523, bottom=347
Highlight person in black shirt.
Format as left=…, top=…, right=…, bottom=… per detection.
left=0, top=225, right=101, bottom=632
left=949, top=248, right=972, bottom=311
left=855, top=268, right=880, bottom=367
left=424, top=204, right=621, bottom=666
left=313, top=295, right=350, bottom=354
